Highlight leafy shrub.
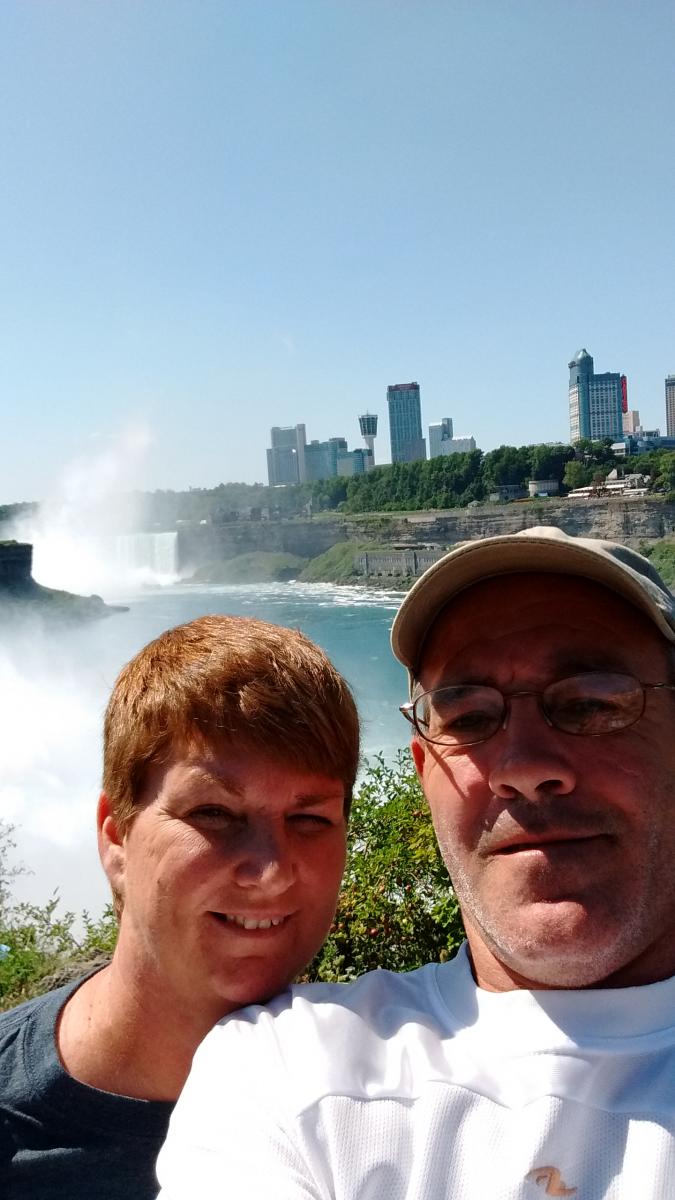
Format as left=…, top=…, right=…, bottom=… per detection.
left=306, top=752, right=465, bottom=982
left=0, top=821, right=118, bottom=1011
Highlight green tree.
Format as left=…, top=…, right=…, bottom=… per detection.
left=649, top=452, right=675, bottom=494
left=481, top=445, right=532, bottom=493
left=529, top=443, right=576, bottom=483
left=307, top=753, right=465, bottom=982
left=563, top=460, right=593, bottom=490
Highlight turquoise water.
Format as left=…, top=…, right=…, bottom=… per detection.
left=2, top=582, right=411, bottom=914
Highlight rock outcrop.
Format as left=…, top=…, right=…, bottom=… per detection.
left=0, top=541, right=128, bottom=626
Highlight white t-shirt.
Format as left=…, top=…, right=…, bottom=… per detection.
left=157, top=945, right=675, bottom=1199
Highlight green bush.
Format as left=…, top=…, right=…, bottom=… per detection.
left=306, top=752, right=465, bottom=982
left=0, top=898, right=118, bottom=1011
left=0, top=821, right=118, bottom=1011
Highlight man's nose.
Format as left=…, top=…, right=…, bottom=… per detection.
left=488, top=695, right=577, bottom=802
left=232, top=823, right=296, bottom=892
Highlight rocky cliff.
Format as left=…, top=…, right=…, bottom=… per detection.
left=176, top=497, right=675, bottom=575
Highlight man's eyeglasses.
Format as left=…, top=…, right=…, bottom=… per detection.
left=400, top=672, right=675, bottom=750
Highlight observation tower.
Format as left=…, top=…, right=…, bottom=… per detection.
left=358, top=412, right=378, bottom=466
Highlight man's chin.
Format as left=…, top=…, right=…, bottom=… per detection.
left=471, top=902, right=635, bottom=989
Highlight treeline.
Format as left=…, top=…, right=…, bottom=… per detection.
left=73, top=442, right=662, bottom=530
left=340, top=441, right=675, bottom=514
left=133, top=442, right=675, bottom=524
left=4, top=444, right=675, bottom=536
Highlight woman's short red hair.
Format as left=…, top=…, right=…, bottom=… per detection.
left=102, top=614, right=360, bottom=835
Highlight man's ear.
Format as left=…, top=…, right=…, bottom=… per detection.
left=411, top=737, right=426, bottom=779
left=97, top=792, right=126, bottom=896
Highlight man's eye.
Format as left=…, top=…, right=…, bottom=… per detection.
left=444, top=710, right=494, bottom=732
left=559, top=698, right=612, bottom=716
left=432, top=706, right=496, bottom=736
left=289, top=813, right=334, bottom=831
left=553, top=698, right=622, bottom=729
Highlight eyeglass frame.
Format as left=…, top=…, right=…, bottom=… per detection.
left=399, top=671, right=675, bottom=751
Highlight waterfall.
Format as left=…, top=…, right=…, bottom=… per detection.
left=26, top=529, right=180, bottom=596
left=114, top=531, right=178, bottom=580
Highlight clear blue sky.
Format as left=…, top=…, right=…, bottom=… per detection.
left=2, top=0, right=674, bottom=502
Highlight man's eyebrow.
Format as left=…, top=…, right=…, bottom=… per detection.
left=433, top=655, right=626, bottom=688
left=546, top=655, right=627, bottom=677
left=294, top=791, right=344, bottom=809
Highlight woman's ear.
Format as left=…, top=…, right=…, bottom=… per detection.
left=97, top=792, right=126, bottom=897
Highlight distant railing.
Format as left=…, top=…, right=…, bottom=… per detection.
left=357, top=548, right=447, bottom=578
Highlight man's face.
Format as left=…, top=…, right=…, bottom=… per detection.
left=412, top=574, right=675, bottom=990
left=102, top=743, right=347, bottom=1028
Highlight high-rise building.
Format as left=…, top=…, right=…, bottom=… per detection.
left=266, top=424, right=307, bottom=486
left=622, top=409, right=641, bottom=435
left=358, top=413, right=378, bottom=466
left=666, top=375, right=675, bottom=438
left=425, top=420, right=451, bottom=460
left=428, top=418, right=453, bottom=458
left=428, top=418, right=476, bottom=457
left=568, top=350, right=625, bottom=442
left=337, top=447, right=373, bottom=476
left=387, top=382, right=426, bottom=464
left=304, top=437, right=348, bottom=482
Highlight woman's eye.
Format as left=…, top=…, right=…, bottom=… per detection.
left=189, top=806, right=236, bottom=826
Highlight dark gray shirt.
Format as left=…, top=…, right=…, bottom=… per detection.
left=0, top=977, right=173, bottom=1199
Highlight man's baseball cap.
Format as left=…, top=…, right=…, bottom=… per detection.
left=391, top=525, right=675, bottom=677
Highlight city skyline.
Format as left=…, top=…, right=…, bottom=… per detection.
left=2, top=3, right=675, bottom=502
left=259, top=351, right=674, bottom=491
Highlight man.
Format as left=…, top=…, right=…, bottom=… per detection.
left=158, top=527, right=675, bottom=1199
left=0, top=614, right=360, bottom=1199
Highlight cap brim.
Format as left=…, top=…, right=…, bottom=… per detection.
left=391, top=532, right=675, bottom=674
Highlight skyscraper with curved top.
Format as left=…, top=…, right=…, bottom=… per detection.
left=568, top=349, right=624, bottom=442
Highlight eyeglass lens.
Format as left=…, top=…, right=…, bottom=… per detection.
left=416, top=673, right=646, bottom=746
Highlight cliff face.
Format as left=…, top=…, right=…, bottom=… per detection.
left=177, top=520, right=342, bottom=570
left=176, top=498, right=675, bottom=573
left=361, top=497, right=675, bottom=546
